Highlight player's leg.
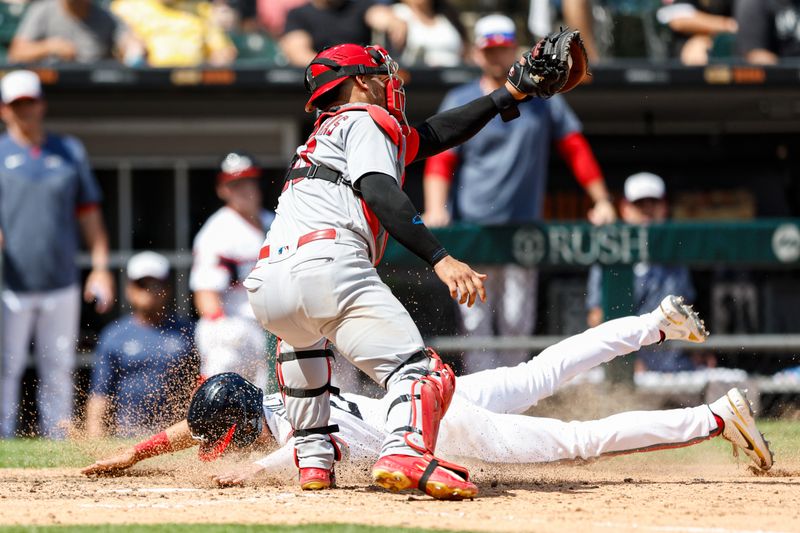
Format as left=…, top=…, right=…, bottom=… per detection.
left=495, top=265, right=538, bottom=366
left=320, top=245, right=477, bottom=499
left=275, top=337, right=342, bottom=489
left=456, top=295, right=706, bottom=414
left=457, top=265, right=499, bottom=373
left=438, top=394, right=720, bottom=464
left=0, top=290, right=37, bottom=438
left=246, top=251, right=342, bottom=490
left=32, top=285, right=80, bottom=439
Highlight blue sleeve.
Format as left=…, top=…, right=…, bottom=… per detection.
left=437, top=89, right=461, bottom=113
left=90, top=328, right=116, bottom=397
left=586, top=264, right=602, bottom=310
left=676, top=267, right=696, bottom=304
left=64, top=136, right=103, bottom=206
left=547, top=95, right=582, bottom=141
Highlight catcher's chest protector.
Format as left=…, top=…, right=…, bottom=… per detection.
left=300, top=104, right=419, bottom=264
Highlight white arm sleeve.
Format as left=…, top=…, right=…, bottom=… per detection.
left=253, top=441, right=297, bottom=480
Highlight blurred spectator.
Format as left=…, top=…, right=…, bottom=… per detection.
left=211, top=0, right=258, bottom=32
left=586, top=172, right=712, bottom=372
left=528, top=0, right=553, bottom=38
left=0, top=70, right=114, bottom=439
left=190, top=152, right=274, bottom=390
left=734, top=0, right=800, bottom=64
left=111, top=0, right=237, bottom=67
left=390, top=0, right=469, bottom=67
left=8, top=0, right=144, bottom=64
left=561, top=0, right=600, bottom=61
left=422, top=14, right=615, bottom=374
left=280, top=0, right=404, bottom=66
left=85, top=252, right=197, bottom=438
left=658, top=0, right=737, bottom=65
left=258, top=0, right=308, bottom=37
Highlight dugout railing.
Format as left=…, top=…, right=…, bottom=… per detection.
left=381, top=220, right=800, bottom=392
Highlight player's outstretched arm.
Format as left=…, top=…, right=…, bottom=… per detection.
left=212, top=440, right=296, bottom=487
left=413, top=85, right=526, bottom=161
left=81, top=420, right=196, bottom=476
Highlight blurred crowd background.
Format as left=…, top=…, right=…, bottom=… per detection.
left=1, top=0, right=799, bottom=440
left=0, top=0, right=797, bottom=67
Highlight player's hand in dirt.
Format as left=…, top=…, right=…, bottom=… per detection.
left=212, top=463, right=266, bottom=487
left=433, top=256, right=487, bottom=307
left=81, top=448, right=138, bottom=476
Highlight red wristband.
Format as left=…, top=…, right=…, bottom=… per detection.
left=134, top=431, right=171, bottom=459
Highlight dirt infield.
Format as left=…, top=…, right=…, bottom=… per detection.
left=3, top=454, right=800, bottom=533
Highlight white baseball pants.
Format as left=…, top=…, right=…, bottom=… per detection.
left=1, top=285, right=80, bottom=439
left=246, top=231, right=433, bottom=469
left=437, top=315, right=719, bottom=463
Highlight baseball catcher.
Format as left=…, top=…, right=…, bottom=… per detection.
left=82, top=296, right=773, bottom=486
left=232, top=29, right=593, bottom=500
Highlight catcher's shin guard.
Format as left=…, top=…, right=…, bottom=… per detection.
left=376, top=348, right=477, bottom=499
left=276, top=348, right=341, bottom=477
left=394, top=348, right=455, bottom=455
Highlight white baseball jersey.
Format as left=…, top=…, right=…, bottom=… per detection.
left=191, top=206, right=275, bottom=318
left=254, top=316, right=719, bottom=475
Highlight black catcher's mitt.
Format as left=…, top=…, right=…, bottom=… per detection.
left=507, top=28, right=590, bottom=99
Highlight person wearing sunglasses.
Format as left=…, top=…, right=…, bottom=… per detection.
left=84, top=251, right=198, bottom=438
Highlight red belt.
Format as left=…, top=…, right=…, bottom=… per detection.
left=259, top=228, right=337, bottom=260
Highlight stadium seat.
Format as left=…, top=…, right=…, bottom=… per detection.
left=0, top=1, right=25, bottom=49
left=230, top=31, right=287, bottom=66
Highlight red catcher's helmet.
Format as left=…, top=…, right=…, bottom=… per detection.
left=304, top=43, right=389, bottom=112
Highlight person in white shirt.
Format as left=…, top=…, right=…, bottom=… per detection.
left=391, top=0, right=469, bottom=67
left=190, top=152, right=275, bottom=390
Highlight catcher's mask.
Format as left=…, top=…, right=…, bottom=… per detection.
left=217, top=151, right=261, bottom=185
left=187, top=373, right=265, bottom=461
left=304, top=43, right=406, bottom=123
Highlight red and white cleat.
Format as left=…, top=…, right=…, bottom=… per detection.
left=371, top=454, right=478, bottom=500
left=299, top=467, right=335, bottom=490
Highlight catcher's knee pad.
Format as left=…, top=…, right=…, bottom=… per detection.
left=276, top=348, right=343, bottom=461
left=387, top=348, right=456, bottom=455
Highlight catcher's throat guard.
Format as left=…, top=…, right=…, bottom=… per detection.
left=304, top=43, right=407, bottom=124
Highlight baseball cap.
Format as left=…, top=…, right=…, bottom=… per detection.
left=1, top=70, right=42, bottom=104
left=474, top=14, right=517, bottom=49
left=127, top=251, right=170, bottom=281
left=218, top=151, right=261, bottom=185
left=624, top=172, right=666, bottom=203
